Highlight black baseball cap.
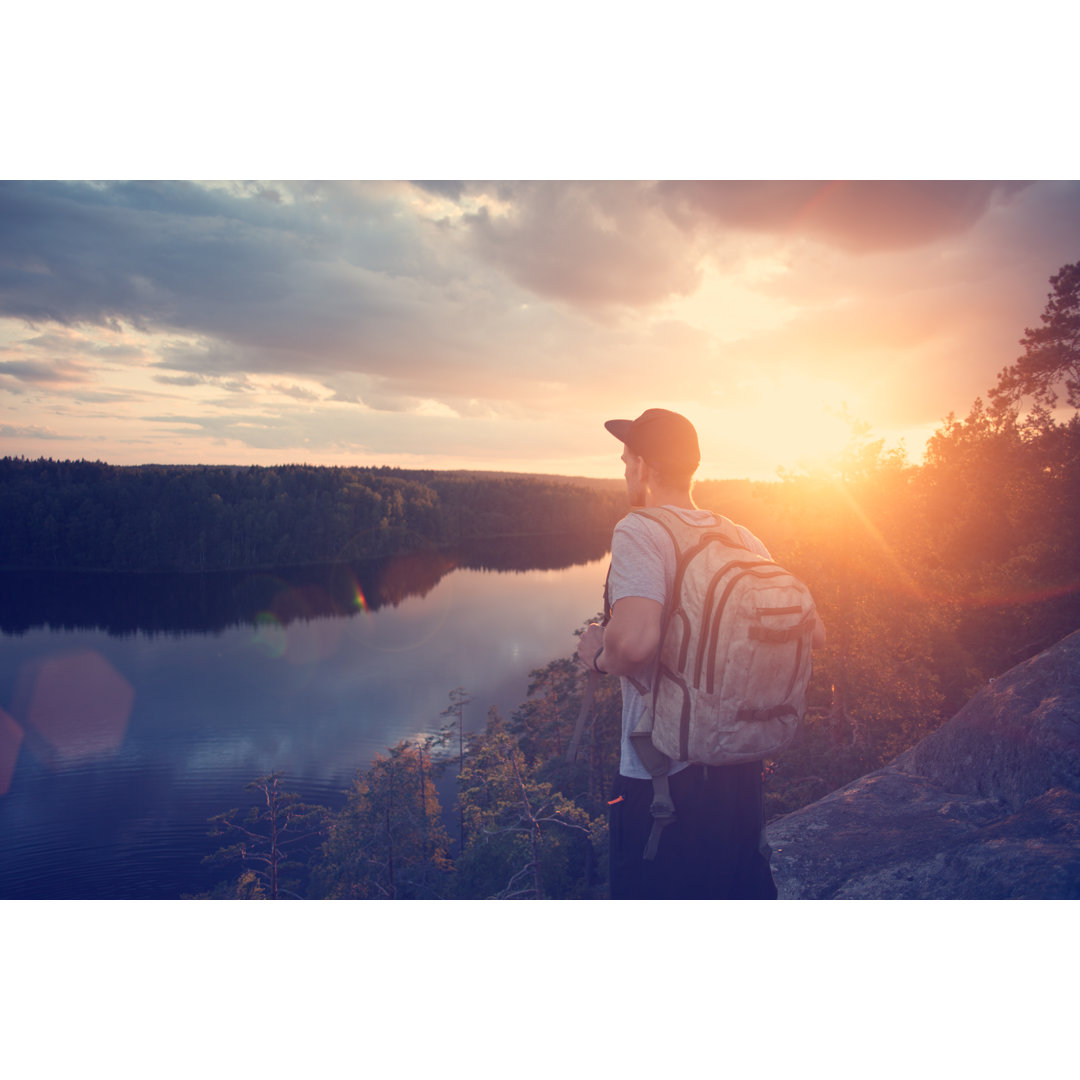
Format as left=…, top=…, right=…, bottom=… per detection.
left=604, top=408, right=700, bottom=470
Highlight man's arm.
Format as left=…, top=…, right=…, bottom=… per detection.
left=812, top=612, right=826, bottom=649
left=577, top=595, right=662, bottom=676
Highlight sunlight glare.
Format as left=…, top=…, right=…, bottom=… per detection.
left=688, top=378, right=858, bottom=478
left=765, top=395, right=854, bottom=472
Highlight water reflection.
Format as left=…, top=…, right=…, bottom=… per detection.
left=0, top=531, right=611, bottom=636
left=0, top=533, right=612, bottom=897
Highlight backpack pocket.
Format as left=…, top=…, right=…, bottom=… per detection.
left=688, top=577, right=814, bottom=764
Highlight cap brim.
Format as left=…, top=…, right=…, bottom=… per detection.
left=604, top=419, right=633, bottom=443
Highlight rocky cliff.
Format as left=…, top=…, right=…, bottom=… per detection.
left=766, top=630, right=1080, bottom=899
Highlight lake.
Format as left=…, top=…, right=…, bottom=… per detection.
left=0, top=534, right=611, bottom=899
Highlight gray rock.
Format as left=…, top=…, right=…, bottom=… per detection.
left=766, top=630, right=1080, bottom=899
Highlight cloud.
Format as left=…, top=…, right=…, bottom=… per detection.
left=0, top=358, right=92, bottom=386
left=409, top=180, right=467, bottom=201
left=153, top=372, right=205, bottom=387
left=269, top=382, right=322, bottom=402
left=460, top=181, right=706, bottom=310
left=660, top=180, right=1033, bottom=253
left=0, top=423, right=79, bottom=440
left=0, top=180, right=435, bottom=350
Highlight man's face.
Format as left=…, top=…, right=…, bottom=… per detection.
left=622, top=447, right=647, bottom=507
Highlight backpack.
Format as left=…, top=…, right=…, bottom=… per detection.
left=616, top=507, right=818, bottom=858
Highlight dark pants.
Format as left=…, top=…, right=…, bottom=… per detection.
left=608, top=761, right=777, bottom=900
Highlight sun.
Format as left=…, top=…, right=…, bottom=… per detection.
left=764, top=392, right=855, bottom=472
left=688, top=377, right=859, bottom=479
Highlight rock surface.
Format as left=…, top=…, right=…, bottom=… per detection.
left=766, top=630, right=1080, bottom=899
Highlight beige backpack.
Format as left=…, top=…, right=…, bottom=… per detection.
left=623, top=508, right=818, bottom=858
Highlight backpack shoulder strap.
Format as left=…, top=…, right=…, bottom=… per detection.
left=626, top=506, right=700, bottom=552
left=628, top=506, right=758, bottom=558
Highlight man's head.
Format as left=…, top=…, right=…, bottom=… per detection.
left=604, top=408, right=700, bottom=505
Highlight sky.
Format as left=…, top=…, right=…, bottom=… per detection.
left=1, top=179, right=1078, bottom=481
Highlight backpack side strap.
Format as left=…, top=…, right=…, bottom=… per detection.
left=629, top=728, right=677, bottom=862
left=643, top=773, right=676, bottom=862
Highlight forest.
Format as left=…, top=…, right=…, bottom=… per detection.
left=0, top=461, right=626, bottom=572
left=11, top=263, right=1080, bottom=900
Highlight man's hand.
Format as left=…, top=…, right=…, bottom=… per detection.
left=577, top=622, right=605, bottom=671
left=576, top=597, right=662, bottom=676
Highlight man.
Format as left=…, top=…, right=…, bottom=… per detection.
left=577, top=408, right=825, bottom=900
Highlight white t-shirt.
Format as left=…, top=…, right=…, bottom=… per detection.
left=606, top=505, right=771, bottom=779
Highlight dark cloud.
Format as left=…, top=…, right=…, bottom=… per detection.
left=219, top=377, right=257, bottom=395
left=660, top=180, right=1032, bottom=253
left=269, top=382, right=322, bottom=402
left=409, top=180, right=468, bottom=201
left=0, top=180, right=451, bottom=379
left=0, top=358, right=91, bottom=385
left=451, top=181, right=1040, bottom=315
left=153, top=372, right=205, bottom=387
left=462, top=181, right=704, bottom=310
left=1, top=181, right=293, bottom=330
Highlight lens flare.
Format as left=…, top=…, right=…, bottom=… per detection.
left=825, top=478, right=1080, bottom=610
left=943, top=577, right=1080, bottom=610
left=348, top=575, right=370, bottom=614
left=0, top=707, right=23, bottom=796
left=253, top=610, right=287, bottom=658
left=11, top=650, right=134, bottom=769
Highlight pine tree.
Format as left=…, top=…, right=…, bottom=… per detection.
left=314, top=739, right=454, bottom=899
left=991, top=261, right=1080, bottom=413
left=453, top=711, right=602, bottom=899
left=202, top=773, right=327, bottom=899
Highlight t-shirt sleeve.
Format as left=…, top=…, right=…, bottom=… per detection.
left=607, top=517, right=668, bottom=607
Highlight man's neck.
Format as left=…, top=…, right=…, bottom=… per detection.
left=645, top=487, right=696, bottom=510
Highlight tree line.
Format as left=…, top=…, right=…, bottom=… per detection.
left=194, top=261, right=1080, bottom=898
left=0, top=462, right=626, bottom=573
left=0, top=532, right=615, bottom=637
